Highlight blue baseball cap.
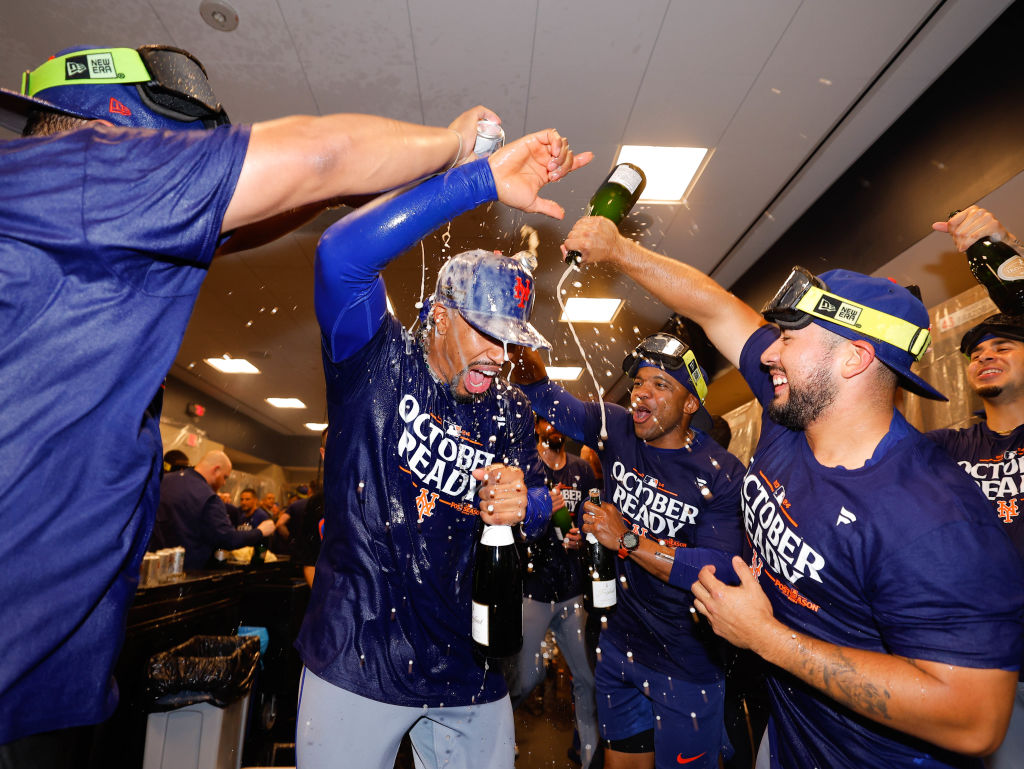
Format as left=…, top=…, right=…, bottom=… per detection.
left=763, top=267, right=945, bottom=401
left=429, top=249, right=550, bottom=349
left=622, top=333, right=714, bottom=431
left=1, top=45, right=228, bottom=134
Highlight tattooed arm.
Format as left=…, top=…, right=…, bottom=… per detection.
left=692, top=556, right=1018, bottom=756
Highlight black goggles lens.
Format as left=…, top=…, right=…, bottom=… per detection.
left=622, top=334, right=688, bottom=377
left=761, top=267, right=824, bottom=325
left=137, top=45, right=229, bottom=125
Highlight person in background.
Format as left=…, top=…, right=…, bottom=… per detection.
left=510, top=416, right=599, bottom=769
left=294, top=429, right=328, bottom=588
left=150, top=451, right=274, bottom=569
left=563, top=212, right=1024, bottom=767
left=930, top=206, right=1024, bottom=769
left=0, top=39, right=504, bottom=764
left=237, top=487, right=271, bottom=530
left=512, top=334, right=745, bottom=769
left=579, top=445, right=604, bottom=487
left=217, top=491, right=241, bottom=526
left=293, top=127, right=589, bottom=768
left=162, top=449, right=190, bottom=474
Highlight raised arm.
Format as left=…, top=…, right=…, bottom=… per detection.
left=693, top=557, right=1018, bottom=756
left=563, top=216, right=765, bottom=368
left=222, top=106, right=497, bottom=232
left=934, top=205, right=1019, bottom=252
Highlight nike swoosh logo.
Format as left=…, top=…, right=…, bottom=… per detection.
left=677, top=752, right=706, bottom=764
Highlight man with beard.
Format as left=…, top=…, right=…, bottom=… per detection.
left=509, top=416, right=599, bottom=768
left=511, top=335, right=745, bottom=769
left=293, top=129, right=590, bottom=769
left=929, top=207, right=1024, bottom=769
left=562, top=214, right=1024, bottom=769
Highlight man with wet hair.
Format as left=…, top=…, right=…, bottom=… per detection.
left=294, top=130, right=589, bottom=768
left=0, top=42, right=509, bottom=763
left=512, top=334, right=745, bottom=769
left=930, top=206, right=1024, bottom=769
left=562, top=214, right=1024, bottom=768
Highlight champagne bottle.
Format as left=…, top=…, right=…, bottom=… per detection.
left=952, top=211, right=1024, bottom=314
left=584, top=489, right=617, bottom=611
left=565, top=163, right=647, bottom=265
left=549, top=481, right=573, bottom=541
left=472, top=524, right=523, bottom=658
left=249, top=537, right=268, bottom=566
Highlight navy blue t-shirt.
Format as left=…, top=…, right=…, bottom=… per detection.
left=739, top=325, right=1024, bottom=769
left=0, top=123, right=249, bottom=742
left=520, top=453, right=596, bottom=604
left=927, top=421, right=1024, bottom=559
left=522, top=380, right=745, bottom=682
left=295, top=316, right=545, bottom=706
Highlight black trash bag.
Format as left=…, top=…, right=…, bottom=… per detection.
left=145, top=635, right=260, bottom=710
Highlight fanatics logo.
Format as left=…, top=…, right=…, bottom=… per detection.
left=836, top=507, right=857, bottom=525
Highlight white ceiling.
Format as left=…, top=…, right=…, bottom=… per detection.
left=1, top=0, right=1013, bottom=436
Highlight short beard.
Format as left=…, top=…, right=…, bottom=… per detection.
left=768, top=364, right=838, bottom=431
left=449, top=368, right=486, bottom=404
left=976, top=385, right=1004, bottom=400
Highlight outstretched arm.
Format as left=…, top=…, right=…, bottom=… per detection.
left=934, top=205, right=1019, bottom=252
left=223, top=106, right=497, bottom=232
left=563, top=217, right=764, bottom=368
left=692, top=557, right=1018, bottom=756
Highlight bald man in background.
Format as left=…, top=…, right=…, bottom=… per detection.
left=150, top=450, right=273, bottom=569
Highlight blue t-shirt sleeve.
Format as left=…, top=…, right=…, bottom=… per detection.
left=315, top=159, right=498, bottom=363
left=519, top=378, right=629, bottom=447
left=738, top=325, right=780, bottom=409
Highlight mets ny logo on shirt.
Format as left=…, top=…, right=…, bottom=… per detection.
left=743, top=471, right=826, bottom=594
left=955, top=448, right=1024, bottom=525
left=396, top=394, right=496, bottom=515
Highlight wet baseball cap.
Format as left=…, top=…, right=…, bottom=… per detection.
left=622, top=333, right=714, bottom=431
left=0, top=45, right=229, bottom=134
left=762, top=266, right=945, bottom=401
left=428, top=249, right=550, bottom=349
left=960, top=313, right=1024, bottom=355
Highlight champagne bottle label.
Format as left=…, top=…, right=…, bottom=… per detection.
left=592, top=579, right=616, bottom=608
left=997, top=255, right=1024, bottom=282
left=471, top=600, right=489, bottom=645
left=606, top=164, right=644, bottom=193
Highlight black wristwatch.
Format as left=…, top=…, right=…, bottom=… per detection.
left=618, top=531, right=640, bottom=559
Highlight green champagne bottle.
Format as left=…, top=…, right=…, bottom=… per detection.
left=549, top=481, right=573, bottom=541
left=951, top=211, right=1024, bottom=314
left=565, top=163, right=647, bottom=265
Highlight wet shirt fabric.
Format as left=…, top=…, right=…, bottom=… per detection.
left=0, top=123, right=249, bottom=742
left=738, top=325, right=1024, bottom=769
left=927, top=421, right=1024, bottom=559
left=296, top=315, right=543, bottom=706
left=520, top=453, right=596, bottom=604
left=522, top=380, right=745, bottom=682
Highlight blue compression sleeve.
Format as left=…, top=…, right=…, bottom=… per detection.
left=669, top=546, right=740, bottom=588
left=315, top=159, right=498, bottom=363
left=518, top=378, right=589, bottom=443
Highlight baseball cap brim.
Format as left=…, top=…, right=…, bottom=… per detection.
left=460, top=308, right=550, bottom=350
left=0, top=86, right=90, bottom=134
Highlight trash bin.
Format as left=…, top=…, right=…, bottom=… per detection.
left=142, top=635, right=261, bottom=769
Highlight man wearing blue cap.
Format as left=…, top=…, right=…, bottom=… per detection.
left=511, top=334, right=745, bottom=769
left=0, top=42, right=511, bottom=764
left=293, top=130, right=590, bottom=768
left=563, top=215, right=1024, bottom=769
left=930, top=206, right=1024, bottom=769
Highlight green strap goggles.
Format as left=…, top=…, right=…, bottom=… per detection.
left=762, top=267, right=931, bottom=361
left=622, top=333, right=708, bottom=403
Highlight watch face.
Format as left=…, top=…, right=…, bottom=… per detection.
left=622, top=532, right=640, bottom=550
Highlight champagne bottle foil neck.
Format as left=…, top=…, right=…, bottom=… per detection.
left=480, top=524, right=514, bottom=546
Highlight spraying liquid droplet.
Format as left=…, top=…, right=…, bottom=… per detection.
left=556, top=263, right=608, bottom=442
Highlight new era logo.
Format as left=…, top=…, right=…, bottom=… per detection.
left=815, top=293, right=862, bottom=325
left=108, top=98, right=131, bottom=117
left=64, top=52, right=119, bottom=81
left=836, top=507, right=857, bottom=526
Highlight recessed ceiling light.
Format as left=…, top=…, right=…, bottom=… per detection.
left=547, top=366, right=583, bottom=381
left=305, top=422, right=328, bottom=431
left=204, top=356, right=260, bottom=374
left=199, top=0, right=239, bottom=32
left=266, top=397, right=306, bottom=409
left=615, top=145, right=710, bottom=203
left=559, top=297, right=623, bottom=324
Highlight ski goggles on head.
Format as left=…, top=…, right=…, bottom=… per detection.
left=761, top=266, right=932, bottom=361
left=622, top=333, right=708, bottom=403
left=21, top=45, right=229, bottom=126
